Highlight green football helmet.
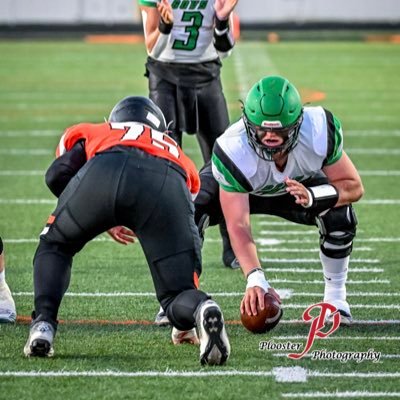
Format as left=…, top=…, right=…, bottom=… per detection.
left=243, top=75, right=303, bottom=161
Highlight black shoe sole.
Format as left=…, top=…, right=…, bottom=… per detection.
left=30, top=339, right=51, bottom=357
left=200, top=306, right=229, bottom=366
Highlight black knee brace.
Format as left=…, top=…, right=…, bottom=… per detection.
left=316, top=205, right=358, bottom=258
left=166, top=289, right=210, bottom=331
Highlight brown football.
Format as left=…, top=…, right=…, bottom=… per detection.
left=240, top=293, right=283, bottom=334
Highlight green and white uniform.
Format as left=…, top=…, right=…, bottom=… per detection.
left=140, top=0, right=223, bottom=63
left=212, top=106, right=343, bottom=196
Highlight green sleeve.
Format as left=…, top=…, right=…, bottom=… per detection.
left=325, top=112, right=344, bottom=165
left=138, top=0, right=157, bottom=7
left=211, top=153, right=248, bottom=193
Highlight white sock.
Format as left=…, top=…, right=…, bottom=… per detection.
left=320, top=251, right=349, bottom=302
left=0, top=270, right=5, bottom=286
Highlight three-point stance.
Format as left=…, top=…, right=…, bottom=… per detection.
left=24, top=96, right=230, bottom=365
left=198, top=75, right=364, bottom=326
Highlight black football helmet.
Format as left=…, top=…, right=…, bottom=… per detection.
left=108, top=96, right=167, bottom=131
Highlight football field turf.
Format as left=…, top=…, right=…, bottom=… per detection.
left=0, top=38, right=400, bottom=399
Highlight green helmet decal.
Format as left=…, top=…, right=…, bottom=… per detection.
left=243, top=75, right=303, bottom=161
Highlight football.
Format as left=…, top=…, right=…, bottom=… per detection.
left=240, top=293, right=283, bottom=334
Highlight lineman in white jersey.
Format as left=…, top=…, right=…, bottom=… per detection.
left=203, top=75, right=364, bottom=326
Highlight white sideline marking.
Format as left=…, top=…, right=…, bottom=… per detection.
left=261, top=258, right=379, bottom=264
left=272, top=367, right=307, bottom=383
left=282, top=391, right=400, bottom=398
left=1, top=370, right=399, bottom=380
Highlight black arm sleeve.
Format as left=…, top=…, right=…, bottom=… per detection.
left=45, top=140, right=86, bottom=197
left=213, top=16, right=235, bottom=53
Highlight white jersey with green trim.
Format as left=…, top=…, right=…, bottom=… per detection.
left=212, top=106, right=343, bottom=197
left=140, top=0, right=220, bottom=63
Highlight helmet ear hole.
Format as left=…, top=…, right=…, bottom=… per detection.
left=109, top=96, right=167, bottom=131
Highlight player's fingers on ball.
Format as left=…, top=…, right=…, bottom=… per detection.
left=258, top=290, right=265, bottom=310
left=244, top=293, right=252, bottom=316
left=250, top=293, right=258, bottom=316
left=240, top=297, right=246, bottom=314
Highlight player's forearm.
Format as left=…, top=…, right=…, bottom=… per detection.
left=331, top=179, right=364, bottom=207
left=228, top=224, right=261, bottom=275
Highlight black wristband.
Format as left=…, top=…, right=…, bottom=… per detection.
left=215, top=16, right=229, bottom=31
left=307, top=184, right=339, bottom=211
left=159, top=18, right=173, bottom=34
left=0, top=236, right=3, bottom=254
left=246, top=267, right=263, bottom=280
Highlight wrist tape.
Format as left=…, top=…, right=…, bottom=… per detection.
left=246, top=269, right=271, bottom=292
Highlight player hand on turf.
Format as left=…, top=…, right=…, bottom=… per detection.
left=241, top=287, right=281, bottom=316
left=285, top=177, right=311, bottom=207
left=157, top=0, right=173, bottom=24
left=214, top=0, right=238, bottom=20
left=107, top=226, right=136, bottom=245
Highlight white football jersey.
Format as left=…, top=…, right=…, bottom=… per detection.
left=212, top=106, right=344, bottom=196
left=140, top=0, right=221, bottom=63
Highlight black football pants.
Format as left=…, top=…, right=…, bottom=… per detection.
left=33, top=148, right=203, bottom=327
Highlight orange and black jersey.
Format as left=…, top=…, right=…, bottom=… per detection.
left=55, top=121, right=200, bottom=197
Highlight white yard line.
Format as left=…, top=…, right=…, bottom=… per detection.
left=261, top=258, right=379, bottom=264
left=258, top=267, right=383, bottom=273
left=1, top=170, right=400, bottom=177
left=1, top=369, right=399, bottom=381
left=4, top=237, right=398, bottom=245
left=282, top=391, right=400, bottom=398
left=1, top=147, right=399, bottom=156
left=12, top=290, right=398, bottom=298
left=259, top=247, right=373, bottom=252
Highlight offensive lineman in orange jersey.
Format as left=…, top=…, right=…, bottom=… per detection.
left=23, top=96, right=230, bottom=366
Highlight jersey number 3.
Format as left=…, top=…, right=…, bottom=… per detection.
left=172, top=11, right=203, bottom=51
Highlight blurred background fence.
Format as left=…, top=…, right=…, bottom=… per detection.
left=0, top=0, right=399, bottom=38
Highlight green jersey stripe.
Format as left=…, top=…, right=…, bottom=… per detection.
left=324, top=108, right=343, bottom=165
left=138, top=0, right=157, bottom=7
left=211, top=148, right=249, bottom=193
